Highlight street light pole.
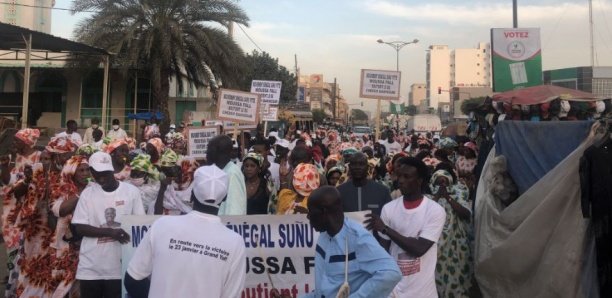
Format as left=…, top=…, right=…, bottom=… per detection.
left=376, top=38, right=419, bottom=135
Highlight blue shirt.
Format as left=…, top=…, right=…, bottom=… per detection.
left=303, top=218, right=401, bottom=298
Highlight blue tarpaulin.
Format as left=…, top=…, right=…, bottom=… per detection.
left=127, top=112, right=164, bottom=120
left=494, top=120, right=593, bottom=194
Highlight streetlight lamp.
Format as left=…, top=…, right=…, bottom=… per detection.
left=376, top=38, right=418, bottom=134
left=377, top=38, right=419, bottom=71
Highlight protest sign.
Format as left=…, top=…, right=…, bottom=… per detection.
left=121, top=212, right=368, bottom=297
left=186, top=126, right=219, bottom=158
left=251, top=80, right=282, bottom=105
left=262, top=105, right=279, bottom=122
left=359, top=69, right=401, bottom=100
left=217, top=89, right=260, bottom=124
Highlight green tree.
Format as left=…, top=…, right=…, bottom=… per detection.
left=239, top=51, right=297, bottom=103
left=351, top=109, right=368, bottom=121
left=406, top=105, right=418, bottom=116
left=72, top=0, right=249, bottom=130
left=312, top=108, right=329, bottom=124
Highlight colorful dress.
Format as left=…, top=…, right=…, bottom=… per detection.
left=276, top=189, right=308, bottom=215
left=435, top=183, right=473, bottom=297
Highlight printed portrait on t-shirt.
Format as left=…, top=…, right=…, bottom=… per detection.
left=100, top=207, right=121, bottom=228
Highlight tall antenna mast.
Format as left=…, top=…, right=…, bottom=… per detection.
left=589, top=0, right=595, bottom=67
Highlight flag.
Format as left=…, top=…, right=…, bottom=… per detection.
left=390, top=102, right=397, bottom=114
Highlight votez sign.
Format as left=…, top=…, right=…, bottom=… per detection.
left=491, top=28, right=542, bottom=92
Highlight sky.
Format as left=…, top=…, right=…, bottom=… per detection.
left=51, top=0, right=612, bottom=112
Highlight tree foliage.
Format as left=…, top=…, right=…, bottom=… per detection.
left=351, top=109, right=368, bottom=120
left=72, top=0, right=249, bottom=130
left=312, top=108, right=329, bottom=124
left=460, top=97, right=487, bottom=115
left=238, top=51, right=297, bottom=103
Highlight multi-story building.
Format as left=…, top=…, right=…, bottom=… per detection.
left=0, top=0, right=54, bottom=33
left=426, top=43, right=492, bottom=109
left=409, top=83, right=426, bottom=107
left=543, top=66, right=612, bottom=98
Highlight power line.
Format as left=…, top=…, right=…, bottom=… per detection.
left=236, top=23, right=263, bottom=52
left=0, top=1, right=97, bottom=13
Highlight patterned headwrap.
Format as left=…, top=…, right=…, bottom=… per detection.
left=46, top=136, right=77, bottom=153
left=367, top=158, right=379, bottom=179
left=159, top=149, right=179, bottom=167
left=326, top=166, right=343, bottom=177
left=464, top=142, right=479, bottom=154
left=148, top=137, right=165, bottom=157
left=61, top=155, right=89, bottom=183
left=105, top=138, right=128, bottom=154
left=178, top=157, right=199, bottom=187
left=386, top=152, right=408, bottom=174
left=103, top=136, right=113, bottom=145
left=341, top=147, right=359, bottom=156
left=430, top=169, right=455, bottom=188
left=422, top=157, right=441, bottom=168
left=125, top=137, right=137, bottom=151
left=417, top=137, right=431, bottom=147
left=338, top=142, right=353, bottom=152
left=15, top=128, right=40, bottom=148
left=130, top=154, right=160, bottom=181
left=438, top=137, right=458, bottom=150
left=76, top=144, right=97, bottom=157
left=292, top=163, right=320, bottom=197
left=243, top=152, right=264, bottom=168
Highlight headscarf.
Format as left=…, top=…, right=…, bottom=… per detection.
left=464, top=142, right=478, bottom=155
left=243, top=152, right=264, bottom=168
left=311, top=145, right=323, bottom=164
left=15, top=128, right=40, bottom=148
left=429, top=169, right=455, bottom=195
left=148, top=137, right=165, bottom=157
left=104, top=138, right=128, bottom=154
left=341, top=147, right=358, bottom=156
left=292, top=163, right=320, bottom=197
left=326, top=166, right=343, bottom=178
left=159, top=149, right=179, bottom=167
left=125, top=137, right=137, bottom=151
left=130, top=154, right=160, bottom=181
left=177, top=157, right=199, bottom=187
left=76, top=144, right=97, bottom=157
left=438, top=137, right=458, bottom=150
left=386, top=152, right=408, bottom=174
left=46, top=137, right=77, bottom=153
left=422, top=157, right=441, bottom=168
left=61, top=155, right=89, bottom=183
left=367, top=158, right=379, bottom=179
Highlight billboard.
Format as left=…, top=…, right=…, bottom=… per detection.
left=359, top=69, right=401, bottom=100
left=491, top=28, right=542, bottom=92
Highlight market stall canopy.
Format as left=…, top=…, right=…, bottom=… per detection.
left=492, top=85, right=602, bottom=105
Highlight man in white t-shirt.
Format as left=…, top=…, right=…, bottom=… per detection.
left=380, top=130, right=402, bottom=155
left=125, top=165, right=246, bottom=298
left=365, top=157, right=446, bottom=298
left=56, top=119, right=83, bottom=146
left=106, top=118, right=128, bottom=141
left=72, top=151, right=145, bottom=297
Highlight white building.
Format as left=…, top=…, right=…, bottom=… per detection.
left=0, top=0, right=54, bottom=33
left=426, top=43, right=492, bottom=109
left=426, top=45, right=450, bottom=109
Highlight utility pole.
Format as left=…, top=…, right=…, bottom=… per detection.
left=513, top=0, right=518, bottom=28
left=295, top=54, right=300, bottom=101
left=589, top=0, right=595, bottom=67
left=332, top=78, right=337, bottom=120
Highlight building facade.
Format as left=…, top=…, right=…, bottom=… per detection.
left=543, top=66, right=612, bottom=98
left=0, top=0, right=54, bottom=33
left=426, top=45, right=451, bottom=109
left=409, top=83, right=426, bottom=107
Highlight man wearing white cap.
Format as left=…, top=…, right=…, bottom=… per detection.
left=125, top=165, right=246, bottom=298
left=72, top=151, right=145, bottom=297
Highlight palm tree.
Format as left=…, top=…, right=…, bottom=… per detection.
left=72, top=0, right=249, bottom=129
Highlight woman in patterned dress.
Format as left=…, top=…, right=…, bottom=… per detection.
left=430, top=169, right=472, bottom=297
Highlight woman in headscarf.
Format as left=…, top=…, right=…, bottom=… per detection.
left=242, top=153, right=276, bottom=215
left=429, top=169, right=472, bottom=298
left=75, top=143, right=97, bottom=158
left=154, top=151, right=199, bottom=215
left=326, top=166, right=343, bottom=187
left=276, top=163, right=320, bottom=215
left=128, top=154, right=161, bottom=214
left=146, top=137, right=165, bottom=166
left=49, top=155, right=90, bottom=298
left=385, top=152, right=408, bottom=197
left=105, top=138, right=131, bottom=181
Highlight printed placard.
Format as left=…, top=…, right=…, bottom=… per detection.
left=217, top=89, right=260, bottom=124
left=187, top=126, right=219, bottom=158
left=262, top=105, right=279, bottom=122
left=359, top=69, right=401, bottom=100
left=251, top=80, right=282, bottom=105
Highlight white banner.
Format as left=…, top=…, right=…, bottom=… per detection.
left=251, top=80, right=282, bottom=105
left=217, top=89, right=260, bottom=124
left=186, top=127, right=219, bottom=159
left=359, top=69, right=401, bottom=100
left=262, top=105, right=279, bottom=122
left=121, top=212, right=369, bottom=297
left=204, top=120, right=258, bottom=131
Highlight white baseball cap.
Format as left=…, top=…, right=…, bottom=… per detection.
left=268, top=131, right=279, bottom=140
left=170, top=124, right=176, bottom=129
left=193, top=165, right=229, bottom=207
left=89, top=151, right=114, bottom=172
left=275, top=138, right=290, bottom=149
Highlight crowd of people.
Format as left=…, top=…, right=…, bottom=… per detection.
left=0, top=118, right=481, bottom=297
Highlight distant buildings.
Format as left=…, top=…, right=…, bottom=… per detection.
left=409, top=83, right=426, bottom=107
left=543, top=66, right=612, bottom=98
left=0, top=0, right=54, bottom=33
left=298, top=74, right=349, bottom=124
left=426, top=43, right=492, bottom=109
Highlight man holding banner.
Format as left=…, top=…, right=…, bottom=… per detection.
left=124, top=165, right=246, bottom=298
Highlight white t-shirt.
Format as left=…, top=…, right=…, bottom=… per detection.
left=379, top=196, right=446, bottom=298
left=72, top=182, right=145, bottom=280
left=382, top=140, right=402, bottom=155
left=56, top=131, right=83, bottom=146
left=127, top=212, right=246, bottom=298
left=107, top=128, right=128, bottom=141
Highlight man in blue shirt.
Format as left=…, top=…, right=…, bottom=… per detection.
left=302, top=186, right=401, bottom=298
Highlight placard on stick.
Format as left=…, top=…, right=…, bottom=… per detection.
left=187, top=126, right=219, bottom=158
left=359, top=69, right=401, bottom=100
left=250, top=80, right=282, bottom=105
left=217, top=89, right=260, bottom=124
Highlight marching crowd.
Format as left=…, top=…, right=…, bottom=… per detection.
left=0, top=117, right=481, bottom=297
